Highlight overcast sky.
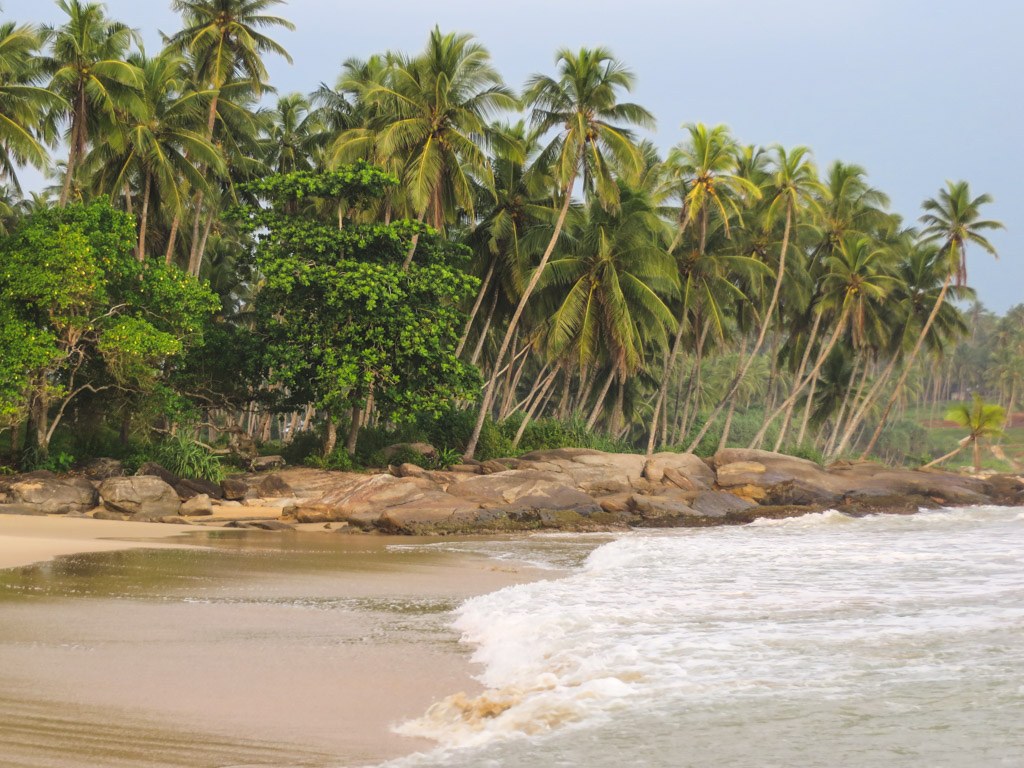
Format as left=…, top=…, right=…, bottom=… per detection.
left=6, top=0, right=1021, bottom=312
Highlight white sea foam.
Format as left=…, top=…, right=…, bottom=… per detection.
left=387, top=505, right=1024, bottom=767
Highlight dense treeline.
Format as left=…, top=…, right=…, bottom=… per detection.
left=0, top=0, right=1015, bottom=476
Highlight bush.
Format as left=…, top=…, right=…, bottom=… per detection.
left=147, top=434, right=225, bottom=482
left=307, top=448, right=356, bottom=471
left=281, top=430, right=323, bottom=465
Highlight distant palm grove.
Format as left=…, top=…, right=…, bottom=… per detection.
left=0, top=0, right=1019, bottom=477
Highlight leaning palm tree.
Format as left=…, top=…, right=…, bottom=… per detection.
left=646, top=123, right=761, bottom=452
left=463, top=47, right=655, bottom=459
left=0, top=22, right=61, bottom=190
left=42, top=0, right=143, bottom=206
left=923, top=395, right=1004, bottom=472
left=859, top=181, right=1003, bottom=459
left=686, top=144, right=823, bottom=452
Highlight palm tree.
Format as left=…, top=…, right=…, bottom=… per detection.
left=42, top=0, right=143, bottom=206
left=646, top=123, right=761, bottom=452
left=85, top=49, right=224, bottom=261
left=543, top=183, right=677, bottom=430
left=686, top=144, right=823, bottom=452
left=859, top=181, right=1003, bottom=459
left=0, top=22, right=61, bottom=190
left=168, top=0, right=293, bottom=274
left=260, top=92, right=323, bottom=175
left=923, top=395, right=1004, bottom=471
left=464, top=47, right=654, bottom=459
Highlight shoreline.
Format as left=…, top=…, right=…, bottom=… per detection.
left=0, top=516, right=557, bottom=767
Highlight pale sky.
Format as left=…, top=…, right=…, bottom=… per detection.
left=5, top=0, right=1021, bottom=312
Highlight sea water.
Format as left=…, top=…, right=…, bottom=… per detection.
left=386, top=506, right=1024, bottom=767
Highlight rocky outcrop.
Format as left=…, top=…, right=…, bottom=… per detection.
left=99, top=476, right=181, bottom=520
left=6, top=472, right=97, bottom=514
left=0, top=447, right=1017, bottom=535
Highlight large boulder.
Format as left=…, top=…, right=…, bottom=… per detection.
left=445, top=469, right=601, bottom=516
left=515, top=448, right=646, bottom=494
left=294, top=474, right=480, bottom=529
left=828, top=462, right=992, bottom=508
left=647, top=452, right=716, bottom=490
left=714, top=448, right=845, bottom=506
left=8, top=474, right=97, bottom=514
left=99, top=476, right=181, bottom=519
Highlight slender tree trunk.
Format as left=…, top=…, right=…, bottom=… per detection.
left=859, top=276, right=953, bottom=459
left=464, top=173, right=577, bottom=459
left=922, top=436, right=969, bottom=469
left=323, top=413, right=337, bottom=456
left=59, top=93, right=87, bottom=208
left=687, top=204, right=794, bottom=452
left=165, top=215, right=180, bottom=266
left=718, top=400, right=736, bottom=453
left=831, top=351, right=901, bottom=461
left=456, top=263, right=494, bottom=357
left=795, top=368, right=820, bottom=446
left=773, top=311, right=823, bottom=451
left=137, top=174, right=152, bottom=261
left=402, top=211, right=428, bottom=270
left=749, top=304, right=852, bottom=449
left=513, top=364, right=561, bottom=447
left=345, top=404, right=361, bottom=456
left=824, top=357, right=861, bottom=456
left=586, top=367, right=617, bottom=430
left=469, top=290, right=499, bottom=367
left=646, top=316, right=687, bottom=455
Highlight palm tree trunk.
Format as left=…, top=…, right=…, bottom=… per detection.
left=795, top=367, right=820, bottom=446
left=859, top=275, right=953, bottom=459
left=456, top=263, right=495, bottom=357
left=469, top=290, right=499, bottom=367
left=687, top=203, right=794, bottom=452
left=59, top=92, right=87, bottom=208
left=513, top=364, right=561, bottom=447
left=773, top=311, right=823, bottom=451
left=646, top=315, right=687, bottom=455
left=586, top=367, right=617, bottom=430
left=464, top=173, right=577, bottom=459
left=749, top=304, right=852, bottom=449
left=164, top=215, right=180, bottom=265
left=137, top=174, right=152, bottom=261
left=922, top=437, right=969, bottom=469
left=717, top=400, right=736, bottom=452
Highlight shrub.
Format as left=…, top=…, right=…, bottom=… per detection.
left=149, top=434, right=225, bottom=482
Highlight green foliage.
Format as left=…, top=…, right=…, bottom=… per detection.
left=150, top=434, right=225, bottom=482
left=22, top=446, right=75, bottom=473
left=509, top=416, right=633, bottom=455
left=306, top=448, right=356, bottom=472
left=244, top=168, right=480, bottom=455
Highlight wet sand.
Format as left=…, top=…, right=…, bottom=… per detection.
left=0, top=517, right=548, bottom=767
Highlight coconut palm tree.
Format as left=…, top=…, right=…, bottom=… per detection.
left=686, top=144, right=823, bottom=452
left=859, top=181, right=1003, bottom=459
left=42, top=0, right=143, bottom=206
left=464, top=47, right=654, bottom=459
left=646, top=123, right=761, bottom=452
left=260, top=92, right=323, bottom=175
left=0, top=22, right=61, bottom=190
left=85, top=49, right=224, bottom=261
left=923, top=395, right=1004, bottom=471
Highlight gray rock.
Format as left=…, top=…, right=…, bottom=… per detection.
left=92, top=508, right=127, bottom=521
left=250, top=455, right=286, bottom=472
left=135, top=461, right=181, bottom=486
left=8, top=475, right=98, bottom=514
left=255, top=473, right=293, bottom=497
left=82, top=458, right=126, bottom=481
left=181, top=494, right=213, bottom=516
left=100, top=476, right=181, bottom=518
left=176, top=476, right=224, bottom=500
left=221, top=477, right=249, bottom=500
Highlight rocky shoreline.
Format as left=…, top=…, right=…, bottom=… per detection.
left=2, top=448, right=1022, bottom=535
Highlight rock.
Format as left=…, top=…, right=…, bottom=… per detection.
left=598, top=493, right=634, bottom=514
left=176, top=476, right=224, bottom=500
left=830, top=462, right=992, bottom=509
left=181, top=494, right=213, bottom=516
left=221, top=477, right=249, bottom=500
left=81, top=458, right=126, bottom=481
left=154, top=516, right=192, bottom=525
left=250, top=455, right=286, bottom=472
left=642, top=459, right=664, bottom=483
left=247, top=520, right=295, bottom=531
left=99, top=476, right=181, bottom=519
left=256, top=473, right=293, bottom=497
left=392, top=462, right=430, bottom=479
left=516, top=448, right=646, bottom=494
left=689, top=490, right=757, bottom=517
left=383, top=442, right=437, bottom=463
left=649, top=452, right=716, bottom=490
left=447, top=463, right=481, bottom=474
left=8, top=475, right=98, bottom=514
left=135, top=461, right=181, bottom=486
left=480, top=460, right=510, bottom=475
left=92, top=508, right=127, bottom=521
left=714, top=449, right=844, bottom=506
left=445, top=470, right=601, bottom=516
left=293, top=508, right=334, bottom=524
left=0, top=503, right=49, bottom=516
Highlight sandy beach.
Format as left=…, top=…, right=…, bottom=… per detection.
left=0, top=515, right=549, bottom=767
